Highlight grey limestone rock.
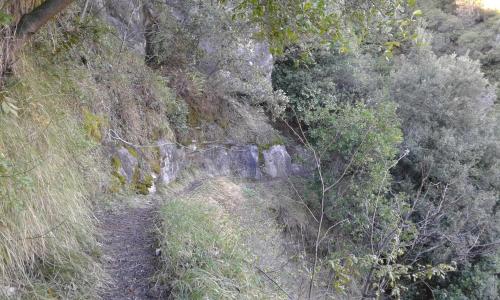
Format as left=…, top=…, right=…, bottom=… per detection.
left=262, top=145, right=292, bottom=178
left=229, top=145, right=261, bottom=179
left=115, top=147, right=138, bottom=184
left=95, top=0, right=147, bottom=54
left=158, top=142, right=185, bottom=185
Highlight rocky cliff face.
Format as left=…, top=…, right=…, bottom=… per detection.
left=95, top=0, right=303, bottom=193
left=94, top=0, right=148, bottom=54
left=112, top=141, right=309, bottom=193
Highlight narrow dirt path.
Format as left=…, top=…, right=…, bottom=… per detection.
left=98, top=198, right=161, bottom=300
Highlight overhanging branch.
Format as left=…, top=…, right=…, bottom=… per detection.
left=15, top=0, right=74, bottom=39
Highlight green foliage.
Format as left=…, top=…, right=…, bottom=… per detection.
left=433, top=256, right=500, bottom=300
left=329, top=253, right=455, bottom=298
left=83, top=109, right=104, bottom=142
left=152, top=75, right=189, bottom=136
left=274, top=47, right=403, bottom=231
left=132, top=168, right=153, bottom=195
left=419, top=0, right=500, bottom=97
left=306, top=102, right=403, bottom=225
left=391, top=50, right=496, bottom=182
left=223, top=0, right=420, bottom=56
left=0, top=11, right=12, bottom=26
left=157, top=199, right=280, bottom=299
left=125, top=145, right=138, bottom=158
left=389, top=48, right=499, bottom=298
left=272, top=48, right=382, bottom=121
left=110, top=156, right=126, bottom=192
left=272, top=37, right=474, bottom=297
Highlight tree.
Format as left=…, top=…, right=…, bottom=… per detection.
left=223, top=0, right=419, bottom=56
left=389, top=48, right=499, bottom=298
left=1, top=0, right=74, bottom=83
left=15, top=0, right=74, bottom=40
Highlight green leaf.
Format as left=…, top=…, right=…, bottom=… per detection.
left=412, top=9, right=422, bottom=17
left=408, top=0, right=416, bottom=8
left=0, top=11, right=12, bottom=26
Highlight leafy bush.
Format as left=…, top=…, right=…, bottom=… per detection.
left=389, top=48, right=499, bottom=298
left=433, top=256, right=500, bottom=300
left=272, top=48, right=382, bottom=121
left=305, top=102, right=403, bottom=227
left=420, top=0, right=500, bottom=97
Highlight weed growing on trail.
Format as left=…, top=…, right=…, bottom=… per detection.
left=157, top=195, right=284, bottom=299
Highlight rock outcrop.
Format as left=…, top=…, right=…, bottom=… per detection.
left=94, top=0, right=148, bottom=54
left=150, top=143, right=308, bottom=188
left=158, top=142, right=185, bottom=185
left=228, top=145, right=262, bottom=179
left=113, top=147, right=138, bottom=184
left=262, top=145, right=292, bottom=178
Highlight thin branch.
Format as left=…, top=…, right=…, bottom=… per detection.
left=255, top=265, right=292, bottom=299
left=318, top=219, right=348, bottom=245
left=18, top=220, right=67, bottom=241
left=287, top=177, right=319, bottom=223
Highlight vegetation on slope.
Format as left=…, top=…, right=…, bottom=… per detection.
left=0, top=0, right=498, bottom=299
left=0, top=9, right=184, bottom=298
left=156, top=178, right=285, bottom=299
left=0, top=30, right=104, bottom=300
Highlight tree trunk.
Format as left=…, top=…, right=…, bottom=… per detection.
left=1, top=0, right=74, bottom=86
left=15, top=0, right=74, bottom=40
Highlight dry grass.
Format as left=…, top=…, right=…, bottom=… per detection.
left=0, top=49, right=105, bottom=298
left=156, top=175, right=342, bottom=299
left=0, top=9, right=182, bottom=297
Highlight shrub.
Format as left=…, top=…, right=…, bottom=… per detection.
left=305, top=102, right=403, bottom=228
left=389, top=49, right=499, bottom=298
left=272, top=48, right=382, bottom=121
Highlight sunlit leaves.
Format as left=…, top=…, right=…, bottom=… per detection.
left=221, top=0, right=419, bottom=56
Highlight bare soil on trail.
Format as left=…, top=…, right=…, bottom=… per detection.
left=98, top=199, right=163, bottom=300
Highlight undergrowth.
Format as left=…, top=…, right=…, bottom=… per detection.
left=0, top=51, right=104, bottom=298
left=157, top=192, right=283, bottom=299
left=0, top=5, right=193, bottom=295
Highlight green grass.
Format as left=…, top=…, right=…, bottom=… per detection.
left=0, top=17, right=114, bottom=298
left=157, top=198, right=282, bottom=299
left=0, top=7, right=188, bottom=298
left=0, top=51, right=105, bottom=298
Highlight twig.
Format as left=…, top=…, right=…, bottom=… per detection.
left=255, top=265, right=293, bottom=300
left=18, top=220, right=67, bottom=241
left=319, top=219, right=348, bottom=245
left=287, top=177, right=319, bottom=223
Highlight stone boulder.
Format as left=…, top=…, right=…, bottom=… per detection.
left=114, top=147, right=138, bottom=184
left=229, top=145, right=261, bottom=179
left=195, top=146, right=232, bottom=176
left=262, top=145, right=292, bottom=178
left=158, top=142, right=185, bottom=185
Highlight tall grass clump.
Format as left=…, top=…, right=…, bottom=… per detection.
left=157, top=195, right=284, bottom=299
left=0, top=46, right=104, bottom=298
